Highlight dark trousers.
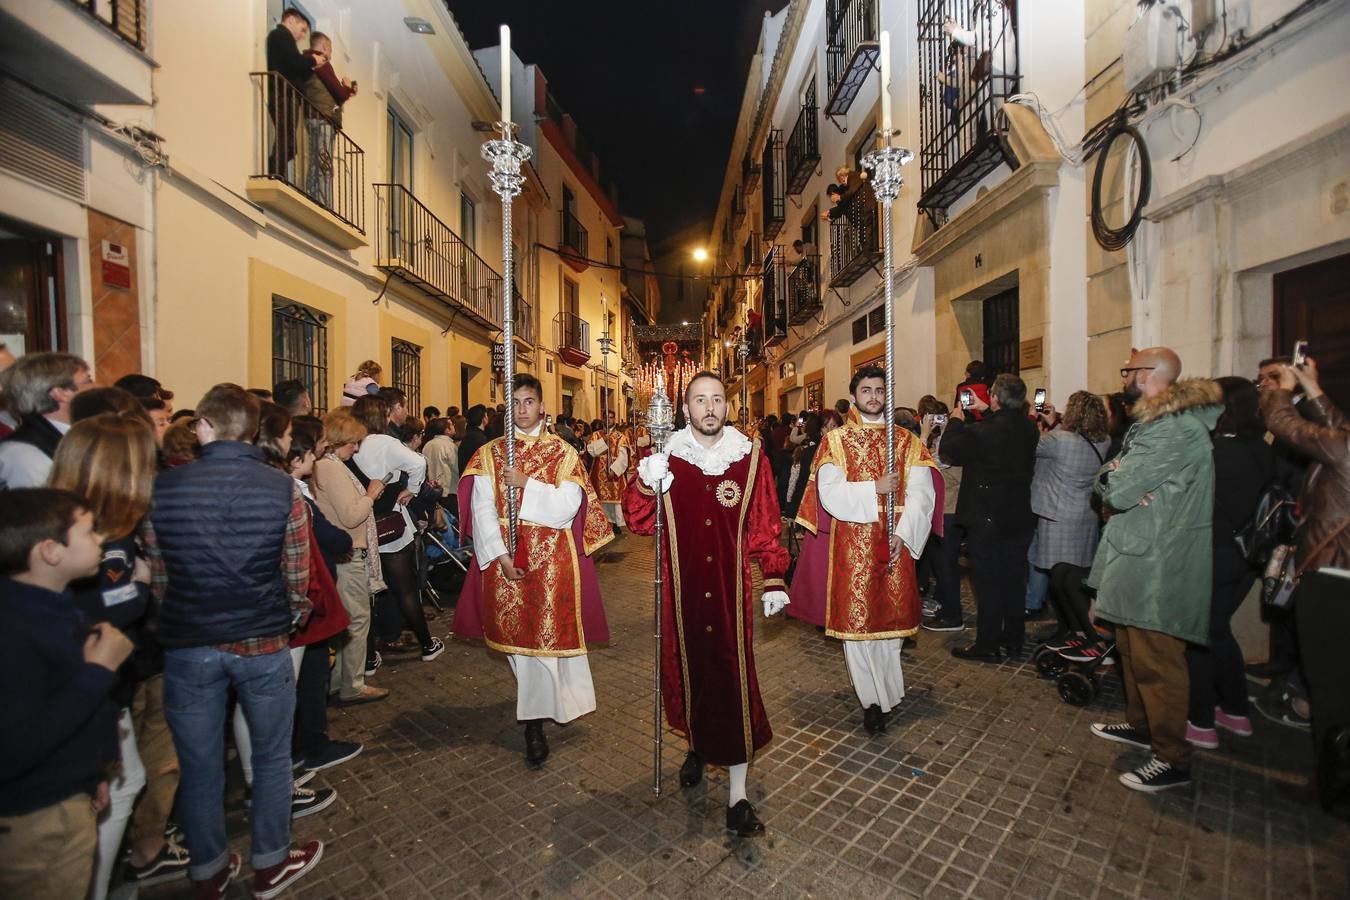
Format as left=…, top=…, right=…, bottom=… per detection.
left=1295, top=572, right=1350, bottom=791
left=376, top=543, right=433, bottom=649
left=1117, top=624, right=1191, bottom=768
left=968, top=531, right=1032, bottom=652
left=293, top=640, right=331, bottom=760
left=1047, top=563, right=1094, bottom=642
left=934, top=515, right=965, bottom=620
left=1185, top=549, right=1254, bottom=727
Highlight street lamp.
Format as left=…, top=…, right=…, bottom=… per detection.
left=598, top=292, right=615, bottom=429
left=692, top=247, right=708, bottom=263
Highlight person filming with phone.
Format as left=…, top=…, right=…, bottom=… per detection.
left=1259, top=351, right=1350, bottom=805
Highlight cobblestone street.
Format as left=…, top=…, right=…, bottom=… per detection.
left=153, top=533, right=1348, bottom=899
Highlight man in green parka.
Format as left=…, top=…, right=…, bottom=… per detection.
left=1086, top=347, right=1222, bottom=793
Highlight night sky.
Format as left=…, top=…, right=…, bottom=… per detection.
left=448, top=0, right=788, bottom=253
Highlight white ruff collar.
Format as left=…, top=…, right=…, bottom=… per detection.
left=667, top=424, right=751, bottom=476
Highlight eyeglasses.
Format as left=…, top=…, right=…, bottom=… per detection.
left=1120, top=367, right=1156, bottom=379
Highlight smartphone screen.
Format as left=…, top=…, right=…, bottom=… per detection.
left=1293, top=340, right=1309, bottom=367
left=933, top=414, right=947, bottom=426
left=959, top=390, right=972, bottom=409
left=1034, top=388, right=1047, bottom=411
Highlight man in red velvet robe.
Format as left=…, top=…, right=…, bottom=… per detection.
left=622, top=371, right=789, bottom=837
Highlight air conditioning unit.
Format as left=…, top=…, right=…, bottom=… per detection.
left=1124, top=2, right=1188, bottom=94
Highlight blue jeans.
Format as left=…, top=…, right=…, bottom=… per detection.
left=304, top=118, right=334, bottom=208
left=1024, top=528, right=1049, bottom=611
left=163, top=646, right=295, bottom=880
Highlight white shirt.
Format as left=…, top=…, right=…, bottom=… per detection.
left=0, top=416, right=70, bottom=489
left=353, top=432, right=427, bottom=553
left=470, top=424, right=583, bottom=566
left=815, top=414, right=935, bottom=558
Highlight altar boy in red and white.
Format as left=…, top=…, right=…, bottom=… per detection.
left=622, top=371, right=789, bottom=838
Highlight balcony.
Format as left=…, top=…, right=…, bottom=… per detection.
left=248, top=73, right=366, bottom=248
left=373, top=183, right=511, bottom=333
left=762, top=129, right=786, bottom=241
left=785, top=91, right=820, bottom=196
left=824, top=0, right=881, bottom=121
left=788, top=254, right=823, bottom=325
left=0, top=0, right=152, bottom=106
left=829, top=187, right=882, bottom=288
left=762, top=247, right=789, bottom=346
left=741, top=232, right=760, bottom=275
left=732, top=184, right=748, bottom=227
left=917, top=0, right=1021, bottom=220
left=742, top=150, right=761, bottom=192
left=554, top=311, right=591, bottom=367
left=560, top=209, right=589, bottom=272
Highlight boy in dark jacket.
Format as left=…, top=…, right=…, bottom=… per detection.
left=0, top=489, right=132, bottom=900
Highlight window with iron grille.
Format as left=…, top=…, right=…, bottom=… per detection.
left=982, top=287, right=1019, bottom=377
left=391, top=338, right=422, bottom=414
left=272, top=298, right=329, bottom=413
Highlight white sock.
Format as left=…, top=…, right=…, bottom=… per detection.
left=728, top=763, right=748, bottom=807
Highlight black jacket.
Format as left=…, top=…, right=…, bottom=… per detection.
left=1, top=580, right=120, bottom=815
left=149, top=441, right=294, bottom=648
left=458, top=426, right=489, bottom=474
left=304, top=495, right=352, bottom=577
left=266, top=24, right=315, bottom=88
left=4, top=414, right=63, bottom=459
left=70, top=534, right=158, bottom=704
left=939, top=407, right=1039, bottom=537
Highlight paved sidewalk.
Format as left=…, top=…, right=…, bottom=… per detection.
left=148, top=533, right=1348, bottom=898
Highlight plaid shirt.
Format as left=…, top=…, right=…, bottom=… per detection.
left=144, top=482, right=312, bottom=656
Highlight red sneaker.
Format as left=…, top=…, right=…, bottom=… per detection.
left=193, top=852, right=241, bottom=900
left=252, top=840, right=324, bottom=899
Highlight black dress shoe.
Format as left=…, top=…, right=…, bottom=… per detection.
left=951, top=642, right=1003, bottom=662
left=679, top=751, right=704, bottom=788
left=726, top=800, right=765, bottom=837
left=863, top=703, right=886, bottom=734
left=524, top=721, right=549, bottom=765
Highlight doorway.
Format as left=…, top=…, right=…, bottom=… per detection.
left=982, top=286, right=1019, bottom=378
left=0, top=227, right=66, bottom=356
left=1274, top=251, right=1350, bottom=409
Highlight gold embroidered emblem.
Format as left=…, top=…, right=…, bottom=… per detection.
left=715, top=479, right=742, bottom=508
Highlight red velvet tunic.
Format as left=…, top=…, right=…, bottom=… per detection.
left=622, top=439, right=788, bottom=766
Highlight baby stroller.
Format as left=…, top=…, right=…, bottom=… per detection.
left=1031, top=563, right=1117, bottom=706
left=418, top=509, right=472, bottom=610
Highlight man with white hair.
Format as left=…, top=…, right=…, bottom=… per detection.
left=0, top=352, right=93, bottom=488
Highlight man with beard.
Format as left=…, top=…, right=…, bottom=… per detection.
left=1088, top=347, right=1222, bottom=792
left=789, top=366, right=937, bottom=734
left=452, top=375, right=614, bottom=765
left=622, top=372, right=789, bottom=837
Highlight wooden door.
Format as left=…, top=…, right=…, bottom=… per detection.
left=1274, top=252, right=1350, bottom=410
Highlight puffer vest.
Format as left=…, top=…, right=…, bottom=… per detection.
left=150, top=441, right=293, bottom=648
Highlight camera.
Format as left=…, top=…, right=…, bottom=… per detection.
left=1034, top=388, right=1047, bottom=412
left=959, top=389, right=973, bottom=409
left=932, top=413, right=947, bottom=426
left=1292, top=339, right=1309, bottom=367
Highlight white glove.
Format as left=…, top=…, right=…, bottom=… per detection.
left=763, top=590, right=789, bottom=617
left=638, top=452, right=673, bottom=492
left=586, top=437, right=607, bottom=458
left=636, top=434, right=651, bottom=448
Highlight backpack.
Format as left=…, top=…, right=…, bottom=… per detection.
left=1234, top=480, right=1297, bottom=569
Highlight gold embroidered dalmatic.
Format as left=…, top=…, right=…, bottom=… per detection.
left=590, top=429, right=631, bottom=504
left=464, top=432, right=613, bottom=656
left=796, top=420, right=936, bottom=639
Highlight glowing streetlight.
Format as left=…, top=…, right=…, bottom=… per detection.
left=692, top=247, right=708, bottom=263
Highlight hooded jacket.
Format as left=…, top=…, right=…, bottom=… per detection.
left=1087, top=379, right=1223, bottom=645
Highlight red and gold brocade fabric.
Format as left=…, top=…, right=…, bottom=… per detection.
left=795, top=421, right=935, bottom=640
left=622, top=439, right=787, bottom=766
left=589, top=429, right=631, bottom=505
left=463, top=432, right=613, bottom=657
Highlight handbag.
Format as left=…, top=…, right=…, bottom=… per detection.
left=1262, top=519, right=1350, bottom=608
left=374, top=510, right=407, bottom=545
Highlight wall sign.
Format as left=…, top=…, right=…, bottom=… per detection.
left=101, top=240, right=131, bottom=289
left=1019, top=337, right=1043, bottom=370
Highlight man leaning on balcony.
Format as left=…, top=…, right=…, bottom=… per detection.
left=302, top=32, right=356, bottom=209
left=265, top=8, right=323, bottom=178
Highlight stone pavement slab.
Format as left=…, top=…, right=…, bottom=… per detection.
left=145, top=532, right=1349, bottom=899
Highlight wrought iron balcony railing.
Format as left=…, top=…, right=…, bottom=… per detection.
left=828, top=187, right=882, bottom=288
left=554, top=311, right=590, bottom=362
left=561, top=209, right=589, bottom=258
left=824, top=0, right=881, bottom=120
left=252, top=72, right=366, bottom=233
left=785, top=86, right=821, bottom=196
left=374, top=183, right=511, bottom=331
left=762, top=247, right=788, bottom=347
left=917, top=0, right=1021, bottom=219
left=742, top=150, right=761, bottom=192
left=74, top=0, right=146, bottom=50
left=732, top=183, right=748, bottom=226
left=788, top=253, right=823, bottom=325
left=741, top=231, right=760, bottom=275
left=762, top=129, right=786, bottom=241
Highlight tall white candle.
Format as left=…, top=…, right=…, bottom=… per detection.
left=500, top=24, right=511, bottom=124
left=879, top=30, right=892, bottom=136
